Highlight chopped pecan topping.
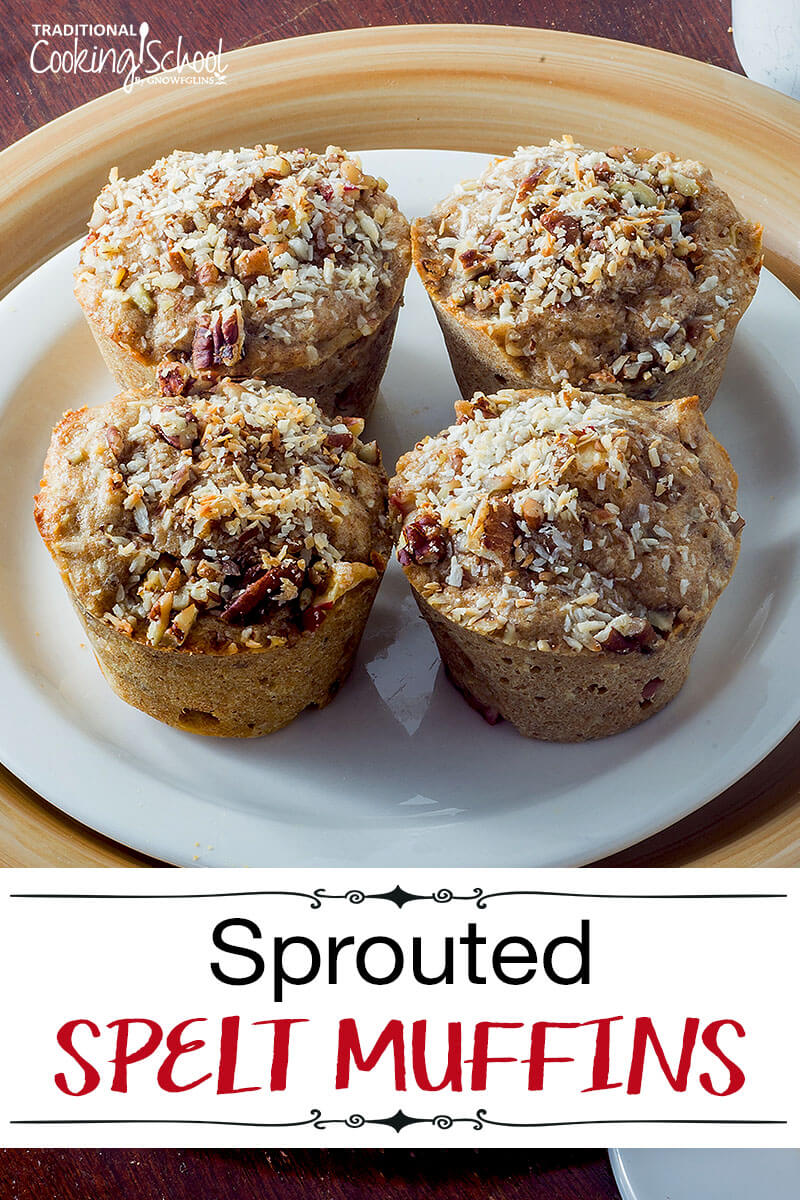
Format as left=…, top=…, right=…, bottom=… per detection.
left=458, top=247, right=491, bottom=278
left=157, top=359, right=196, bottom=397
left=728, top=512, right=745, bottom=536
left=106, top=426, right=124, bottom=457
left=599, top=620, right=658, bottom=654
left=540, top=208, right=581, bottom=244
left=325, top=430, right=353, bottom=451
left=150, top=406, right=199, bottom=450
left=398, top=515, right=448, bottom=566
left=516, top=164, right=550, bottom=197
left=235, top=244, right=273, bottom=281
left=192, top=304, right=246, bottom=371
left=191, top=317, right=215, bottom=371
left=163, top=461, right=194, bottom=501
left=214, top=305, right=245, bottom=367
left=455, top=394, right=495, bottom=423
left=481, top=499, right=516, bottom=562
left=196, top=261, right=220, bottom=287
left=221, top=558, right=306, bottom=622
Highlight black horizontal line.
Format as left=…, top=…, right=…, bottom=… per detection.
left=10, top=1118, right=787, bottom=1127
left=9, top=892, right=788, bottom=901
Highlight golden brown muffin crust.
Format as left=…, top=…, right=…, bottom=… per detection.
left=390, top=385, right=742, bottom=654
left=75, top=145, right=411, bottom=380
left=36, top=381, right=391, bottom=653
left=413, top=137, right=762, bottom=400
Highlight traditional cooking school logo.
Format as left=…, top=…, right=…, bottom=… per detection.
left=29, top=22, right=227, bottom=92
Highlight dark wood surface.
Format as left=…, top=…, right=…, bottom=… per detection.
left=0, top=1150, right=620, bottom=1199
left=0, top=0, right=742, bottom=152
left=0, top=1, right=741, bottom=1195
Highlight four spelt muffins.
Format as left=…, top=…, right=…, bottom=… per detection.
left=413, top=136, right=762, bottom=409
left=390, top=384, right=744, bottom=741
left=74, top=145, right=411, bottom=419
left=35, top=380, right=391, bottom=737
left=40, top=136, right=760, bottom=743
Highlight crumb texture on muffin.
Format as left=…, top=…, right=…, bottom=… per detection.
left=413, top=136, right=762, bottom=399
left=35, top=380, right=391, bottom=653
left=74, top=145, right=411, bottom=378
left=390, top=384, right=743, bottom=656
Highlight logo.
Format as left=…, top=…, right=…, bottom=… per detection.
left=30, top=22, right=227, bottom=92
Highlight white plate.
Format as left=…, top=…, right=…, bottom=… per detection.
left=610, top=1149, right=800, bottom=1199
left=1, top=148, right=800, bottom=867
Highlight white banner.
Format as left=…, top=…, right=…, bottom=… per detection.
left=0, top=868, right=797, bottom=1148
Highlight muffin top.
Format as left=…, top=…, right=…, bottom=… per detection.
left=75, top=144, right=411, bottom=376
left=413, top=136, right=762, bottom=397
left=35, top=381, right=391, bottom=651
left=390, top=385, right=743, bottom=653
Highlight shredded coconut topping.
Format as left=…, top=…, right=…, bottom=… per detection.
left=75, top=145, right=410, bottom=375
left=390, top=385, right=742, bottom=652
left=39, top=382, right=390, bottom=650
left=414, top=137, right=761, bottom=396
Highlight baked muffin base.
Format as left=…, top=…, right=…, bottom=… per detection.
left=428, top=297, right=735, bottom=413
left=73, top=575, right=381, bottom=738
left=414, top=590, right=705, bottom=741
left=84, top=301, right=401, bottom=421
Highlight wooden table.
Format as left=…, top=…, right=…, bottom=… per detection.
left=2, top=0, right=799, bottom=869
left=0, top=1150, right=621, bottom=1199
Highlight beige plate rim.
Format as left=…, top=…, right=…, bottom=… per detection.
left=2, top=23, right=800, bottom=867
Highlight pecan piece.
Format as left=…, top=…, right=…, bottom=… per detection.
left=599, top=621, right=658, bottom=654
left=214, top=304, right=245, bottom=368
left=455, top=394, right=495, bottom=423
left=398, top=515, right=448, bottom=566
left=192, top=305, right=246, bottom=371
left=728, top=512, right=746, bottom=536
left=641, top=677, right=664, bottom=703
left=235, top=244, right=273, bottom=281
left=192, top=316, right=215, bottom=371
left=482, top=500, right=516, bottom=563
left=105, top=425, right=124, bottom=457
left=540, top=209, right=581, bottom=244
left=302, top=601, right=333, bottom=632
left=221, top=559, right=305, bottom=623
left=157, top=359, right=195, bottom=397
left=196, top=260, right=220, bottom=287
left=516, top=164, right=549, bottom=198
left=458, top=247, right=491, bottom=278
left=150, top=406, right=199, bottom=450
left=325, top=429, right=353, bottom=451
left=163, top=461, right=194, bottom=501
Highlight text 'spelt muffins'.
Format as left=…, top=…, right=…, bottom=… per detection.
left=35, top=380, right=392, bottom=737
left=75, top=145, right=411, bottom=419
left=413, top=137, right=762, bottom=409
left=390, top=384, right=744, bottom=740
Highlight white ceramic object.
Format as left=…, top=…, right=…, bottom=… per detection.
left=610, top=1149, right=800, bottom=1199
left=733, top=0, right=800, bottom=98
left=1, top=148, right=799, bottom=867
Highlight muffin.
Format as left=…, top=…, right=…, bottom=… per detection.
left=74, top=145, right=411, bottom=419
left=35, top=380, right=392, bottom=737
left=413, top=136, right=762, bottom=410
left=390, top=384, right=743, bottom=740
